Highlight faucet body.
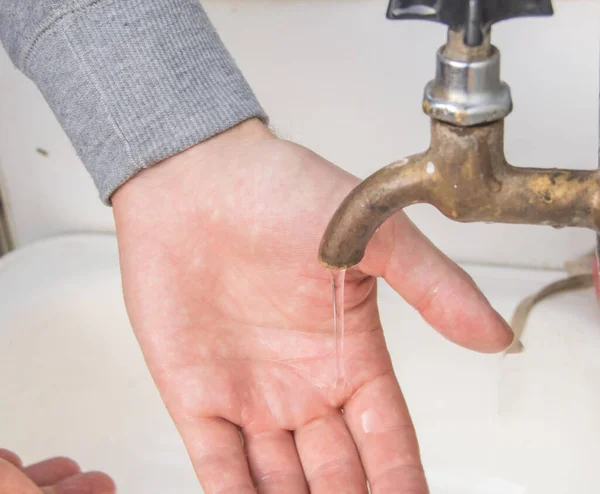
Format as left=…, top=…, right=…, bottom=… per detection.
left=319, top=1, right=600, bottom=270
left=320, top=120, right=600, bottom=269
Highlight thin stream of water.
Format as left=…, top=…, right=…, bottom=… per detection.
left=331, top=269, right=347, bottom=389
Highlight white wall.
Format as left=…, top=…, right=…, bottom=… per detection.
left=0, top=0, right=597, bottom=268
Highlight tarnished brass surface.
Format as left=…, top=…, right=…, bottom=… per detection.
left=444, top=29, right=491, bottom=62
left=319, top=120, right=600, bottom=269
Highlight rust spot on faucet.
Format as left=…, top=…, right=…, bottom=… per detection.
left=319, top=119, right=600, bottom=269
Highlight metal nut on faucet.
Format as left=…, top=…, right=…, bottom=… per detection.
left=423, top=44, right=512, bottom=126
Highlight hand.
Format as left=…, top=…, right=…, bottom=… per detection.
left=112, top=119, right=513, bottom=493
left=0, top=448, right=114, bottom=493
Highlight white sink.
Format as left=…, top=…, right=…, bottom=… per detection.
left=1, top=234, right=598, bottom=493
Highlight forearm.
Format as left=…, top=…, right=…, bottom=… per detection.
left=0, top=0, right=267, bottom=203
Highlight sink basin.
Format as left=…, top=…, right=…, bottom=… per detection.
left=1, top=234, right=598, bottom=493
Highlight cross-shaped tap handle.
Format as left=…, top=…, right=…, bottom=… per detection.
left=387, top=0, right=553, bottom=45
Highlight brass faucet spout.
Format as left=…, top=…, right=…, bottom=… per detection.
left=319, top=153, right=434, bottom=269
left=319, top=120, right=600, bottom=270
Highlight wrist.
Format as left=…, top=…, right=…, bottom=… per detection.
left=112, top=118, right=274, bottom=223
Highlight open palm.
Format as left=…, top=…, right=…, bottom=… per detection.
left=113, top=120, right=512, bottom=493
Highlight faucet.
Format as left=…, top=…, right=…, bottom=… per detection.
left=319, top=0, right=600, bottom=270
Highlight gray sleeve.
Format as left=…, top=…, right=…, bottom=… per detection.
left=0, top=0, right=268, bottom=204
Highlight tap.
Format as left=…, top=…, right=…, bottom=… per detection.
left=319, top=0, right=600, bottom=270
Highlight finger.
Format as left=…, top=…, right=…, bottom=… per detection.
left=0, top=449, right=23, bottom=468
left=0, top=458, right=40, bottom=493
left=23, top=457, right=80, bottom=486
left=41, top=471, right=115, bottom=494
left=359, top=213, right=513, bottom=353
left=177, top=416, right=256, bottom=494
left=294, top=411, right=367, bottom=494
left=243, top=428, right=308, bottom=494
left=343, top=372, right=428, bottom=494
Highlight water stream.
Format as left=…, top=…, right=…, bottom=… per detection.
left=331, top=269, right=347, bottom=390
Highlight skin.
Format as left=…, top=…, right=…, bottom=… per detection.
left=110, top=118, right=514, bottom=493
left=0, top=449, right=115, bottom=494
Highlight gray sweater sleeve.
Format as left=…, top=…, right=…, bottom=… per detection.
left=0, top=0, right=267, bottom=203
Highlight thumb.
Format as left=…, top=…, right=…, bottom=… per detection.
left=358, top=212, right=514, bottom=353
left=0, top=458, right=41, bottom=494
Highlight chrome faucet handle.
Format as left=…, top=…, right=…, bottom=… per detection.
left=386, top=0, right=553, bottom=46
left=389, top=0, right=552, bottom=126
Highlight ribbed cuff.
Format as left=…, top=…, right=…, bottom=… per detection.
left=21, top=0, right=267, bottom=204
